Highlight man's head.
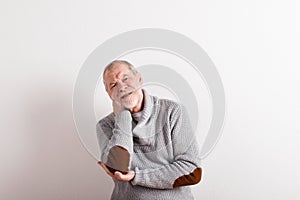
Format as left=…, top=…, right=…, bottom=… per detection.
left=103, top=60, right=143, bottom=112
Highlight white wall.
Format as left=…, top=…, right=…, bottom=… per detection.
left=1, top=0, right=299, bottom=199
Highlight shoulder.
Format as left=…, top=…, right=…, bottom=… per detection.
left=150, top=95, right=187, bottom=122
left=156, top=96, right=184, bottom=114
left=96, top=112, right=115, bottom=129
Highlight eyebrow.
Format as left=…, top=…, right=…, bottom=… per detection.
left=108, top=73, right=129, bottom=86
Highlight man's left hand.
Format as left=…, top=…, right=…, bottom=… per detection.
left=98, top=161, right=135, bottom=182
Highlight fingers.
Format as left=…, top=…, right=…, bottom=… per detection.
left=114, top=171, right=123, bottom=180
left=114, top=170, right=135, bottom=182
left=98, top=161, right=135, bottom=182
left=98, top=161, right=114, bottom=177
left=112, top=100, right=124, bottom=114
left=112, top=100, right=121, bottom=107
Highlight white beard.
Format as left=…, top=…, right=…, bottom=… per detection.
left=120, top=89, right=142, bottom=109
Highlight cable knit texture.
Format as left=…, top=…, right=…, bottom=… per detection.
left=96, top=89, right=202, bottom=200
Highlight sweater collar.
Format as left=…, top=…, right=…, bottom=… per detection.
left=132, top=89, right=153, bottom=124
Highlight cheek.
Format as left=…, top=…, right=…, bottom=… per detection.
left=110, top=90, right=118, bottom=100
left=128, top=79, right=141, bottom=88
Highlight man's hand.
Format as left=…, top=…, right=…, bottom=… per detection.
left=112, top=100, right=126, bottom=115
left=98, top=161, right=135, bottom=182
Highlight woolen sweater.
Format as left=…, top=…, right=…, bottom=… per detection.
left=96, top=89, right=202, bottom=200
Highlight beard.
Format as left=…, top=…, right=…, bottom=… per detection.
left=119, top=89, right=142, bottom=109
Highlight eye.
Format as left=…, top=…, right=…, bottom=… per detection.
left=123, top=77, right=128, bottom=81
left=111, top=83, right=116, bottom=89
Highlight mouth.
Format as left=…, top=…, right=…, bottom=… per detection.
left=121, top=91, right=133, bottom=99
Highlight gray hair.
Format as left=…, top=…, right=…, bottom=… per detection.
left=102, top=60, right=138, bottom=90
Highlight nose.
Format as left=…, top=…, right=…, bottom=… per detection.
left=117, top=81, right=127, bottom=93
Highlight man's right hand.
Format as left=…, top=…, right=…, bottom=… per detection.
left=112, top=100, right=126, bottom=114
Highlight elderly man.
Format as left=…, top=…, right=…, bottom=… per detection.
left=96, top=60, right=202, bottom=200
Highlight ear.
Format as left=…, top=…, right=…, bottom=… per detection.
left=137, top=72, right=143, bottom=84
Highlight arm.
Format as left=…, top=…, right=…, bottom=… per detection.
left=96, top=110, right=133, bottom=173
left=131, top=104, right=202, bottom=189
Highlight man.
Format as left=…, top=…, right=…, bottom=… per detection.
left=96, top=60, right=202, bottom=200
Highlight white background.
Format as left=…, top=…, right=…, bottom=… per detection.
left=1, top=0, right=300, bottom=199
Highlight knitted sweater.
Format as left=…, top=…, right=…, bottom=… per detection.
left=96, top=89, right=202, bottom=200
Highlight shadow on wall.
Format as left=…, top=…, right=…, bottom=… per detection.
left=3, top=83, right=113, bottom=200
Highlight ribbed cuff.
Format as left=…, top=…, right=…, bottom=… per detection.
left=131, top=167, right=143, bottom=186
left=115, top=110, right=132, bottom=133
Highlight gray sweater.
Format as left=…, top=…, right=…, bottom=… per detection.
left=96, top=89, right=202, bottom=200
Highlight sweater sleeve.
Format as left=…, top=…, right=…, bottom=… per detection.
left=131, top=104, right=202, bottom=189
left=96, top=110, right=133, bottom=173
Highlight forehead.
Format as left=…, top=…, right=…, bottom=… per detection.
left=104, top=63, right=131, bottom=81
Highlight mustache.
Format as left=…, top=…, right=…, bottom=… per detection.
left=118, top=85, right=143, bottom=99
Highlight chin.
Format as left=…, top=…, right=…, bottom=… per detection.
left=123, top=102, right=137, bottom=110
left=122, top=99, right=138, bottom=109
